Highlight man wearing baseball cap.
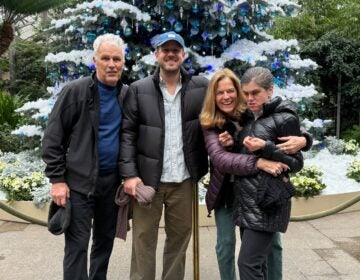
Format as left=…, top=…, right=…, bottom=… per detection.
left=120, top=31, right=209, bottom=280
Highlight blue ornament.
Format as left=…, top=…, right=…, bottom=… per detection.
left=241, top=25, right=250, bottom=33
left=124, top=26, right=133, bottom=37
left=220, top=38, right=227, bottom=48
left=89, top=64, right=96, bottom=71
left=168, top=16, right=176, bottom=25
left=174, top=21, right=183, bottom=32
left=206, top=64, right=213, bottom=71
left=188, top=68, right=195, bottom=75
left=201, top=32, right=209, bottom=40
left=231, top=32, right=239, bottom=42
left=216, top=3, right=223, bottom=11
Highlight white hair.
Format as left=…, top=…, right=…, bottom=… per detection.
left=93, top=33, right=125, bottom=58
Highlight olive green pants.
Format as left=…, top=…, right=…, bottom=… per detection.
left=130, top=179, right=193, bottom=280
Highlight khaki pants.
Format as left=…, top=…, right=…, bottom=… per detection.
left=130, top=179, right=193, bottom=280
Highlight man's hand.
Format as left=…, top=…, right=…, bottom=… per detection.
left=243, top=136, right=266, bottom=152
left=277, top=136, right=306, bottom=154
left=51, top=182, right=70, bottom=207
left=218, top=131, right=234, bottom=147
left=123, top=176, right=142, bottom=197
left=256, top=158, right=289, bottom=177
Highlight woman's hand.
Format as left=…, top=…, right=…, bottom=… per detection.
left=277, top=136, right=306, bottom=154
left=243, top=136, right=266, bottom=152
left=256, top=158, right=289, bottom=177
left=218, top=131, right=234, bottom=147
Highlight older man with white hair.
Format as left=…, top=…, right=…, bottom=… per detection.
left=42, top=33, right=128, bottom=280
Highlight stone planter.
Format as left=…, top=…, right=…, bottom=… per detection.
left=0, top=200, right=49, bottom=224
left=1, top=191, right=360, bottom=226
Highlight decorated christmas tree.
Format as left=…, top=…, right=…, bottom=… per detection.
left=15, top=0, right=322, bottom=144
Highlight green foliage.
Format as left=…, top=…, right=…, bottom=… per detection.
left=270, top=12, right=318, bottom=40
left=342, top=125, right=360, bottom=144
left=0, top=123, right=23, bottom=153
left=269, top=0, right=360, bottom=132
left=6, top=39, right=51, bottom=101
left=290, top=165, right=326, bottom=198
left=347, top=159, right=360, bottom=183
left=0, top=0, right=65, bottom=14
left=0, top=90, right=24, bottom=128
left=0, top=57, right=9, bottom=72
left=301, top=33, right=360, bottom=133
left=271, top=0, right=360, bottom=41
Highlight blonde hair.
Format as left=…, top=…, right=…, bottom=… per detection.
left=200, top=68, right=246, bottom=129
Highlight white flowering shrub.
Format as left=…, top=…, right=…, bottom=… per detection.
left=0, top=151, right=51, bottom=207
left=347, top=159, right=360, bottom=183
left=344, top=139, right=359, bottom=156
left=290, top=165, right=326, bottom=198
left=325, top=136, right=359, bottom=156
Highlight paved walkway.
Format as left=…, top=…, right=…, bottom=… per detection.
left=0, top=211, right=360, bottom=279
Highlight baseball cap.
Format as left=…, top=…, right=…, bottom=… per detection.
left=47, top=200, right=71, bottom=235
left=155, top=31, right=185, bottom=49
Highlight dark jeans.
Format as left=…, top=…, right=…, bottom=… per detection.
left=238, top=228, right=275, bottom=280
left=63, top=172, right=120, bottom=280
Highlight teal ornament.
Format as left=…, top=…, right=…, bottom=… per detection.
left=192, top=4, right=199, bottom=13
left=190, top=19, right=200, bottom=28
left=208, top=32, right=216, bottom=40
left=219, top=14, right=227, bottom=26
left=191, top=27, right=199, bottom=35
left=86, top=32, right=97, bottom=43
left=101, top=18, right=109, bottom=26
left=124, top=26, right=133, bottom=37
left=145, top=22, right=153, bottom=32
left=218, top=26, right=227, bottom=37
left=165, top=0, right=174, bottom=9
left=125, top=52, right=132, bottom=60
left=204, top=11, right=209, bottom=18
left=174, top=21, right=183, bottom=32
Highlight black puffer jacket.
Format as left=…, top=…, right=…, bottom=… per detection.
left=233, top=97, right=304, bottom=233
left=119, top=67, right=208, bottom=189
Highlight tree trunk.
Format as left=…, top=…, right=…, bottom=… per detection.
left=9, top=40, right=16, bottom=89
left=0, top=22, right=14, bottom=57
left=336, top=74, right=342, bottom=139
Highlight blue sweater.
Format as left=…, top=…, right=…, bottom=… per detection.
left=97, top=81, right=121, bottom=174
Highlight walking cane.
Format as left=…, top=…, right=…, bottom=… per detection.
left=192, top=183, right=200, bottom=280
